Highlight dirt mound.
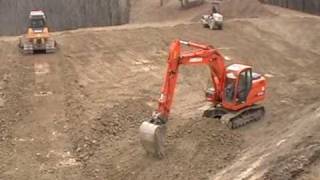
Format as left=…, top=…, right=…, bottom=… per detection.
left=221, top=0, right=273, bottom=18
left=72, top=99, right=153, bottom=163
left=74, top=106, right=244, bottom=180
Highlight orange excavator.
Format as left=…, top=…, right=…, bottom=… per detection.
left=139, top=40, right=266, bottom=158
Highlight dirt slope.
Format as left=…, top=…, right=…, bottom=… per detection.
left=130, top=0, right=210, bottom=23
left=221, top=0, right=273, bottom=18
left=0, top=0, right=320, bottom=180
left=129, top=0, right=273, bottom=23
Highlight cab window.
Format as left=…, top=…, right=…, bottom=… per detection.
left=224, top=74, right=236, bottom=102
left=237, top=69, right=252, bottom=102
left=30, top=18, right=45, bottom=29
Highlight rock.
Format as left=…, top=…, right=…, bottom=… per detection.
left=3, top=74, right=10, bottom=82
left=0, top=97, right=5, bottom=107
left=224, top=56, right=231, bottom=61
left=219, top=138, right=225, bottom=145
left=89, top=151, right=94, bottom=156
left=76, top=147, right=81, bottom=152
left=264, top=73, right=274, bottom=78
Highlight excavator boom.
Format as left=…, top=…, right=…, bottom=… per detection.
left=156, top=40, right=227, bottom=119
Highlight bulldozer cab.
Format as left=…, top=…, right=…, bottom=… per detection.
left=224, top=64, right=253, bottom=106
left=29, top=11, right=46, bottom=30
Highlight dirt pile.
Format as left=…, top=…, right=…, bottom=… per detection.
left=72, top=99, right=153, bottom=163
left=0, top=0, right=130, bottom=36
left=73, top=106, right=244, bottom=180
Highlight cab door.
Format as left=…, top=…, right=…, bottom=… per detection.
left=236, top=69, right=252, bottom=103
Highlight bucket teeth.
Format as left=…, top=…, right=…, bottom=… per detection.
left=139, top=121, right=166, bottom=158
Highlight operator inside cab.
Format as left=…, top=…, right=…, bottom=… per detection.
left=29, top=11, right=46, bottom=30
left=30, top=16, right=46, bottom=29
left=212, top=5, right=218, bottom=14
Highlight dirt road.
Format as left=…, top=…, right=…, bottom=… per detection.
left=0, top=42, right=83, bottom=179
left=0, top=0, right=320, bottom=179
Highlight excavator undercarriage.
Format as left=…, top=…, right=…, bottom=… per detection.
left=203, top=105, right=265, bottom=129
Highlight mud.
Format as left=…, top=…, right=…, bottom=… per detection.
left=0, top=0, right=320, bottom=180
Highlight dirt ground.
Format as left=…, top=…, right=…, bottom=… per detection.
left=0, top=0, right=320, bottom=180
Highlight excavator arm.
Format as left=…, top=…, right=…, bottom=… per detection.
left=157, top=40, right=226, bottom=121
left=140, top=40, right=227, bottom=158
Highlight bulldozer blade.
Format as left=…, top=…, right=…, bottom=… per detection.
left=139, top=121, right=166, bottom=158
left=18, top=37, right=57, bottom=54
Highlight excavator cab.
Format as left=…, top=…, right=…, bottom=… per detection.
left=206, top=64, right=254, bottom=105
left=237, top=69, right=253, bottom=103
left=224, top=65, right=252, bottom=104
left=222, top=64, right=265, bottom=112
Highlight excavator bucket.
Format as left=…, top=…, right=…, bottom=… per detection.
left=139, top=121, right=166, bottom=158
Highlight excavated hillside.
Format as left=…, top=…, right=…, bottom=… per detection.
left=0, top=0, right=319, bottom=180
